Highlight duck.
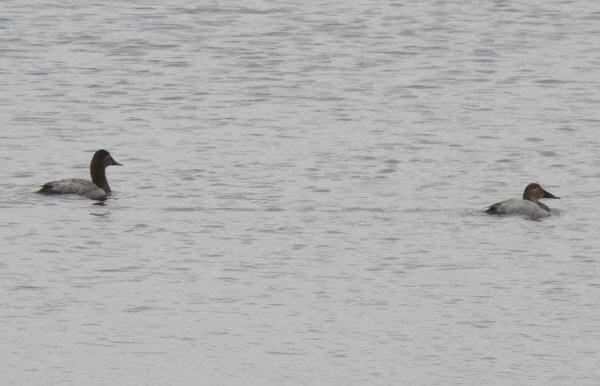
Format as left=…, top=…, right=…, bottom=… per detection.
left=485, top=183, right=559, bottom=219
left=38, top=149, right=122, bottom=200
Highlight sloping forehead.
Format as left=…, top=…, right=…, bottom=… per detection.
left=94, top=149, right=110, bottom=158
left=525, top=183, right=541, bottom=190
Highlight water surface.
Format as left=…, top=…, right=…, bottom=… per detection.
left=1, top=1, right=600, bottom=384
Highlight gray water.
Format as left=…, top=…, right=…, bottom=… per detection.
left=2, top=1, right=600, bottom=384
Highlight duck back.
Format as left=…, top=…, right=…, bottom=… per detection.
left=486, top=199, right=549, bottom=219
left=39, top=179, right=108, bottom=200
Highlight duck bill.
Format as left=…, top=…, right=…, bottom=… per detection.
left=110, top=157, right=122, bottom=166
left=543, top=190, right=559, bottom=199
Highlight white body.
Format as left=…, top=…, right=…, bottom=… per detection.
left=43, top=178, right=108, bottom=200
left=489, top=198, right=549, bottom=219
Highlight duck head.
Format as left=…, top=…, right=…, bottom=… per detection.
left=523, top=183, right=559, bottom=201
left=91, top=149, right=122, bottom=168
left=90, top=149, right=121, bottom=193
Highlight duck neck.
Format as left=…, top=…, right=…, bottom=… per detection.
left=535, top=200, right=551, bottom=212
left=91, top=166, right=111, bottom=193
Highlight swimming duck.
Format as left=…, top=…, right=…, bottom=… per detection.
left=485, top=183, right=559, bottom=219
left=38, top=149, right=122, bottom=200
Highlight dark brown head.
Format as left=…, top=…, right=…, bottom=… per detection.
left=523, top=183, right=559, bottom=201
left=91, top=149, right=121, bottom=169
left=90, top=149, right=121, bottom=193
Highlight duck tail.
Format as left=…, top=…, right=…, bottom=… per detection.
left=484, top=205, right=499, bottom=214
left=38, top=183, right=56, bottom=194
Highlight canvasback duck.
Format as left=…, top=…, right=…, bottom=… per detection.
left=38, top=149, right=122, bottom=200
left=485, top=183, right=559, bottom=219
